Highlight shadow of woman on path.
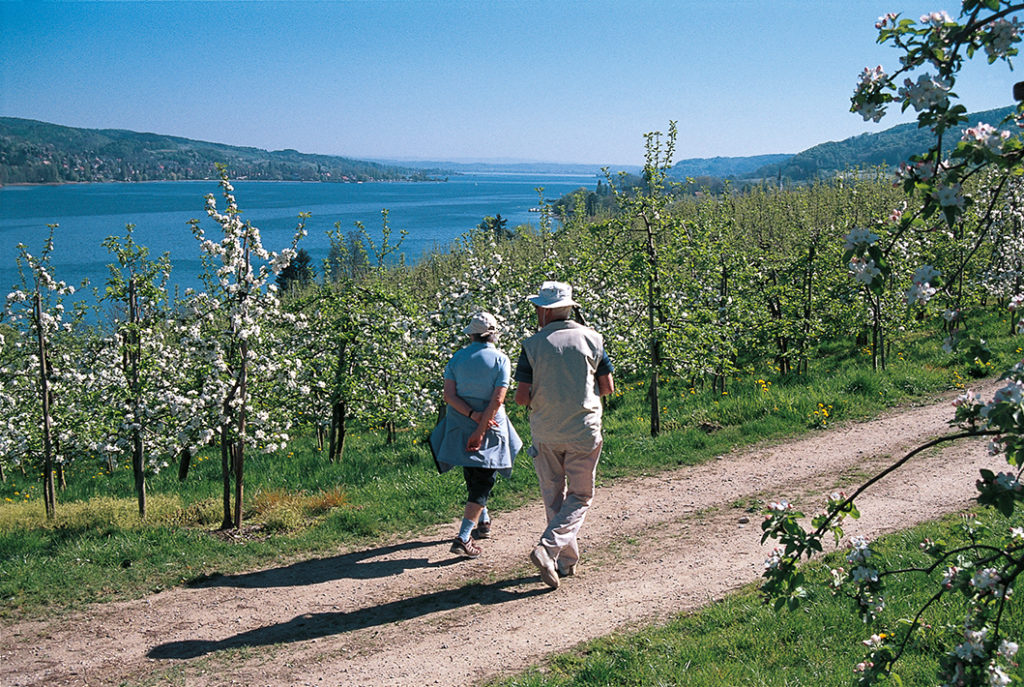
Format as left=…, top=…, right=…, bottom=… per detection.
left=148, top=575, right=551, bottom=660
left=189, top=539, right=458, bottom=588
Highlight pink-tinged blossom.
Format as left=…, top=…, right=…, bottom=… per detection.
left=863, top=633, right=886, bottom=648
left=843, top=227, right=880, bottom=251
left=898, top=73, right=952, bottom=111
left=953, top=390, right=982, bottom=408
left=853, top=67, right=889, bottom=122
left=856, top=101, right=887, bottom=123
left=829, top=567, right=846, bottom=588
left=942, top=565, right=961, bottom=588
left=963, top=122, right=1011, bottom=152
left=971, top=567, right=1002, bottom=593
left=993, top=381, right=1024, bottom=406
left=998, top=639, right=1019, bottom=660
left=907, top=265, right=941, bottom=305
left=898, top=157, right=946, bottom=182
left=1008, top=294, right=1024, bottom=311
left=987, top=664, right=1012, bottom=687
left=906, top=280, right=938, bottom=306
left=847, top=536, right=872, bottom=564
left=764, top=546, right=785, bottom=571
left=955, top=628, right=989, bottom=661
left=851, top=565, right=879, bottom=583
left=985, top=17, right=1022, bottom=59
left=876, top=12, right=898, bottom=29
left=859, top=65, right=888, bottom=87
left=994, top=471, right=1022, bottom=491
left=920, top=10, right=953, bottom=27
left=854, top=661, right=875, bottom=673
left=849, top=257, right=881, bottom=285
left=934, top=183, right=965, bottom=208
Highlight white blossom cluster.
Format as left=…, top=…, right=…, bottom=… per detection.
left=984, top=17, right=1022, bottom=59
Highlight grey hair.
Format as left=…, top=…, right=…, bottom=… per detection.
left=547, top=305, right=573, bottom=320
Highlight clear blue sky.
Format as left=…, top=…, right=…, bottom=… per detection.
left=0, top=1, right=1016, bottom=166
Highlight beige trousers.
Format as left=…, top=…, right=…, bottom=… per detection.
left=531, top=440, right=603, bottom=568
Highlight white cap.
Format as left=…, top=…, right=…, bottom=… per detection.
left=527, top=281, right=578, bottom=309
left=463, top=311, right=499, bottom=335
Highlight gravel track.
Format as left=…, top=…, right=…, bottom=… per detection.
left=0, top=383, right=1005, bottom=687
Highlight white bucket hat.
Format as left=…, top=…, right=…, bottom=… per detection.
left=527, top=281, right=578, bottom=309
left=463, top=311, right=499, bottom=335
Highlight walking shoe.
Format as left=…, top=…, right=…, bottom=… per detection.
left=472, top=520, right=491, bottom=539
left=530, top=545, right=560, bottom=589
left=557, top=562, right=577, bottom=578
left=450, top=536, right=482, bottom=558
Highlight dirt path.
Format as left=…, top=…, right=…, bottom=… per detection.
left=0, top=384, right=1007, bottom=687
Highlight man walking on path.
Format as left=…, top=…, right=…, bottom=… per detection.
left=514, top=281, right=614, bottom=589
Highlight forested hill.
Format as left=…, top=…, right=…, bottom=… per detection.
left=0, top=117, right=437, bottom=185
left=749, top=105, right=1016, bottom=182
left=669, top=153, right=792, bottom=180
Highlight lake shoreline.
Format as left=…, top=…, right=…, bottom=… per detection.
left=0, top=176, right=452, bottom=190
left=1, top=174, right=597, bottom=305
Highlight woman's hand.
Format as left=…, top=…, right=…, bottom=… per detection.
left=466, top=428, right=486, bottom=452
left=468, top=410, right=499, bottom=428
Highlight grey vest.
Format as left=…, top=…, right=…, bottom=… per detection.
left=521, top=320, right=605, bottom=445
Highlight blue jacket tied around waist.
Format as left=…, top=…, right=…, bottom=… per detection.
left=429, top=408, right=522, bottom=478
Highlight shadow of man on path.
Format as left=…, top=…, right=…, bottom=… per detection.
left=189, top=539, right=457, bottom=588
left=149, top=575, right=551, bottom=660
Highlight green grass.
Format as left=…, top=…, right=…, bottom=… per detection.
left=1, top=311, right=1021, bottom=619
left=489, top=510, right=1024, bottom=687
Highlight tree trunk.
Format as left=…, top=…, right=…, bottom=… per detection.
left=1014, top=273, right=1022, bottom=336
left=644, top=214, right=661, bottom=438
left=328, top=341, right=349, bottom=462
left=220, top=424, right=233, bottom=530
left=35, top=292, right=56, bottom=520
left=177, top=448, right=191, bottom=482
left=329, top=400, right=348, bottom=463
left=233, top=339, right=248, bottom=530
left=133, top=430, right=145, bottom=518
left=798, top=242, right=816, bottom=376
left=128, top=280, right=146, bottom=519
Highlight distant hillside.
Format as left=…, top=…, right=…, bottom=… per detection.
left=0, top=118, right=435, bottom=185
left=374, top=159, right=618, bottom=176
left=669, top=153, right=794, bottom=180
left=749, top=105, right=1016, bottom=181
left=382, top=155, right=794, bottom=179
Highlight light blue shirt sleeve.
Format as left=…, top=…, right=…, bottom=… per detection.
left=497, top=352, right=511, bottom=388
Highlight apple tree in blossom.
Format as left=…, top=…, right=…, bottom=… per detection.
left=763, top=3, right=1024, bottom=685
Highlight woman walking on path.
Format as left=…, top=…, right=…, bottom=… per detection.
left=430, top=311, right=522, bottom=558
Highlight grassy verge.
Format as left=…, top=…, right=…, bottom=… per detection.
left=487, top=508, right=1024, bottom=687
left=1, top=313, right=1020, bottom=620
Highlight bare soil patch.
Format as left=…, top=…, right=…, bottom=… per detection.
left=0, top=384, right=1006, bottom=687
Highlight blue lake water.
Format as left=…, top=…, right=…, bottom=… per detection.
left=0, top=173, right=597, bottom=302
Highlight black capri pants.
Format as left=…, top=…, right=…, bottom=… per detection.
left=463, top=466, right=498, bottom=506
